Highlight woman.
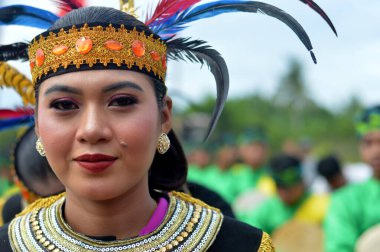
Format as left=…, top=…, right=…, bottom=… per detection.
left=0, top=7, right=274, bottom=251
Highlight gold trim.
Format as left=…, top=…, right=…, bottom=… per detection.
left=16, top=192, right=65, bottom=217
left=259, top=231, right=276, bottom=252
left=28, top=24, right=167, bottom=84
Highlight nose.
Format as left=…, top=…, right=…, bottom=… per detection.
left=75, top=104, right=112, bottom=144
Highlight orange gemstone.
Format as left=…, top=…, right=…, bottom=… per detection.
left=161, top=54, right=167, bottom=69
left=131, top=40, right=145, bottom=57
left=35, top=49, right=45, bottom=67
left=52, top=45, right=68, bottom=55
left=150, top=51, right=160, bottom=61
left=104, top=40, right=123, bottom=51
left=76, top=36, right=93, bottom=54
left=30, top=60, right=35, bottom=70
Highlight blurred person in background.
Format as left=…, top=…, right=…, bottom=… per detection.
left=1, top=126, right=65, bottom=226
left=233, top=128, right=276, bottom=197
left=202, top=136, right=239, bottom=204
left=186, top=147, right=212, bottom=187
left=317, top=154, right=347, bottom=191
left=324, top=105, right=380, bottom=252
left=240, top=153, right=329, bottom=235
left=186, top=142, right=236, bottom=218
left=282, top=138, right=329, bottom=194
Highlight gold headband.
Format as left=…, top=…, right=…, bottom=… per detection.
left=28, top=23, right=167, bottom=85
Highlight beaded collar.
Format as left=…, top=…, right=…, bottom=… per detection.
left=8, top=191, right=223, bottom=251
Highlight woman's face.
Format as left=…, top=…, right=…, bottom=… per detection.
left=35, top=70, right=172, bottom=201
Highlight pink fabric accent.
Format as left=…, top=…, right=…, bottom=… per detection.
left=138, top=197, right=168, bottom=236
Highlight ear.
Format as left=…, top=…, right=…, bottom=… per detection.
left=160, top=95, right=173, bottom=133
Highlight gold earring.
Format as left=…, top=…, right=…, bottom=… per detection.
left=35, top=138, right=46, bottom=156
left=157, top=132, right=170, bottom=154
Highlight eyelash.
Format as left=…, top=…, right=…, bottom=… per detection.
left=49, top=95, right=137, bottom=111
left=50, top=99, right=78, bottom=111
left=108, top=95, right=138, bottom=107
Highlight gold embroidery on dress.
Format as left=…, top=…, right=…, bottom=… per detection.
left=259, top=231, right=276, bottom=252
left=171, top=191, right=221, bottom=213
left=16, top=192, right=65, bottom=217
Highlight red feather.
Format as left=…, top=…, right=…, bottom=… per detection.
left=146, top=0, right=201, bottom=26
left=55, top=0, right=87, bottom=17
left=0, top=109, right=34, bottom=119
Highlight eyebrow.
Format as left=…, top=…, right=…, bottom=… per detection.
left=102, top=81, right=144, bottom=93
left=44, top=81, right=144, bottom=96
left=44, top=85, right=82, bottom=96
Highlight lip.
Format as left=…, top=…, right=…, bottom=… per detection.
left=74, top=154, right=117, bottom=173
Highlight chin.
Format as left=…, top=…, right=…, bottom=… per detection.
left=73, top=184, right=125, bottom=202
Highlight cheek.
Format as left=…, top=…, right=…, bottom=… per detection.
left=115, top=109, right=161, bottom=150
left=37, top=111, right=75, bottom=158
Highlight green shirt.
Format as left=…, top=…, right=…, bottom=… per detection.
left=324, top=178, right=380, bottom=252
left=188, top=164, right=236, bottom=203
left=241, top=193, right=329, bottom=235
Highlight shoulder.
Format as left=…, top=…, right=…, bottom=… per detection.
left=0, top=223, right=12, bottom=252
left=186, top=181, right=235, bottom=218
left=170, top=191, right=274, bottom=251
left=332, top=179, right=373, bottom=201
left=210, top=216, right=274, bottom=252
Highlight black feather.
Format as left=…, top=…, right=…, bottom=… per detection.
left=0, top=5, right=58, bottom=29
left=299, top=0, right=337, bottom=36
left=0, top=42, right=29, bottom=62
left=167, top=38, right=229, bottom=141
left=162, top=1, right=317, bottom=64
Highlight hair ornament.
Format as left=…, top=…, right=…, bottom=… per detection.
left=0, top=0, right=337, bottom=140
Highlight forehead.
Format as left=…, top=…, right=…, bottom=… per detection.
left=361, top=131, right=380, bottom=141
left=39, top=69, right=153, bottom=92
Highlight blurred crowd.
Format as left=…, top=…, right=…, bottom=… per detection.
left=186, top=106, right=380, bottom=251
left=1, top=105, right=380, bottom=251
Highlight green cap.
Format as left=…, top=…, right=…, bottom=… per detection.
left=355, top=106, right=380, bottom=137
left=237, top=127, right=267, bottom=145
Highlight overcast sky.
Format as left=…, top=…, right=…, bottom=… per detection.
left=1, top=0, right=380, bottom=111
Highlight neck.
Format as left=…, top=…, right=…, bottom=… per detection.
left=64, top=182, right=157, bottom=240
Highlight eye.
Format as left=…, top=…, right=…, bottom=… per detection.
left=109, top=95, right=137, bottom=107
left=50, top=99, right=79, bottom=111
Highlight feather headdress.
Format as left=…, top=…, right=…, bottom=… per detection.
left=0, top=109, right=34, bottom=130
left=0, top=0, right=336, bottom=139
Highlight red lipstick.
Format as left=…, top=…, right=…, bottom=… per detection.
left=74, top=154, right=117, bottom=173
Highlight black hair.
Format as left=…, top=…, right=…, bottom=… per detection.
left=34, top=7, right=186, bottom=191
left=317, top=155, right=342, bottom=179
left=269, top=154, right=301, bottom=173
left=14, top=126, right=63, bottom=196
left=269, top=154, right=302, bottom=186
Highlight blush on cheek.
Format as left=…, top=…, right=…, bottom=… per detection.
left=37, top=119, right=74, bottom=161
